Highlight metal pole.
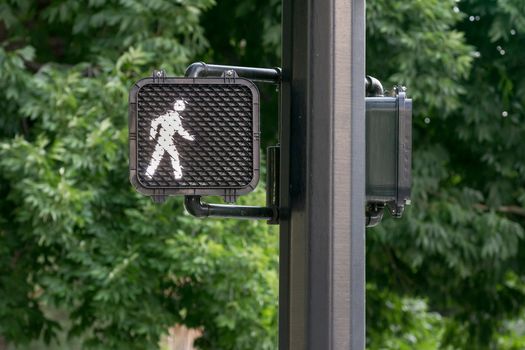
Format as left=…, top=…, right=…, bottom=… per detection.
left=279, top=0, right=366, bottom=348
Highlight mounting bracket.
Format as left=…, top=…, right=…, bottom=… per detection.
left=181, top=63, right=411, bottom=227
left=183, top=62, right=281, bottom=224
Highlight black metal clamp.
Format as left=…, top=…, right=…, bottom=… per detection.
left=183, top=62, right=281, bottom=224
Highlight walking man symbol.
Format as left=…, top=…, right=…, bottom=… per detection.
left=145, top=99, right=195, bottom=180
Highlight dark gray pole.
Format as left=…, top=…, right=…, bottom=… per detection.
left=279, top=0, right=366, bottom=348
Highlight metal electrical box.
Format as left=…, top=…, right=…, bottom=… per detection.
left=129, top=76, right=260, bottom=201
left=366, top=89, right=412, bottom=219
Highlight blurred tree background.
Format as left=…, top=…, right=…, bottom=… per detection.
left=0, top=0, right=524, bottom=349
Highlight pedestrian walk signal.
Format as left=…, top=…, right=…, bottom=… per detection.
left=144, top=99, right=195, bottom=180
left=129, top=76, right=260, bottom=201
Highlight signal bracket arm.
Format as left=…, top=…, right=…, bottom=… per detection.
left=185, top=62, right=281, bottom=84
left=184, top=196, right=276, bottom=220
left=184, top=62, right=281, bottom=224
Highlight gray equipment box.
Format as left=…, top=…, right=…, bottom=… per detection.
left=366, top=90, right=412, bottom=216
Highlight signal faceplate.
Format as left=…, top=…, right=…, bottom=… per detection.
left=129, top=77, right=260, bottom=201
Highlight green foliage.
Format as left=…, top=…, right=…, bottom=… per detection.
left=367, top=0, right=525, bottom=348
left=367, top=284, right=451, bottom=350
left=1, top=0, right=214, bottom=72
left=367, top=0, right=473, bottom=114
left=0, top=1, right=277, bottom=349
left=496, top=315, right=525, bottom=350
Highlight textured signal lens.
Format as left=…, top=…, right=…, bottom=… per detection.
left=129, top=78, right=260, bottom=199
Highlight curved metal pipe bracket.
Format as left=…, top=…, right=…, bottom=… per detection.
left=185, top=196, right=276, bottom=220
left=183, top=62, right=281, bottom=223
left=185, top=62, right=281, bottom=84
left=365, top=75, right=384, bottom=97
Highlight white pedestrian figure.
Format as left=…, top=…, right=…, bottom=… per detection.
left=145, top=99, right=194, bottom=179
